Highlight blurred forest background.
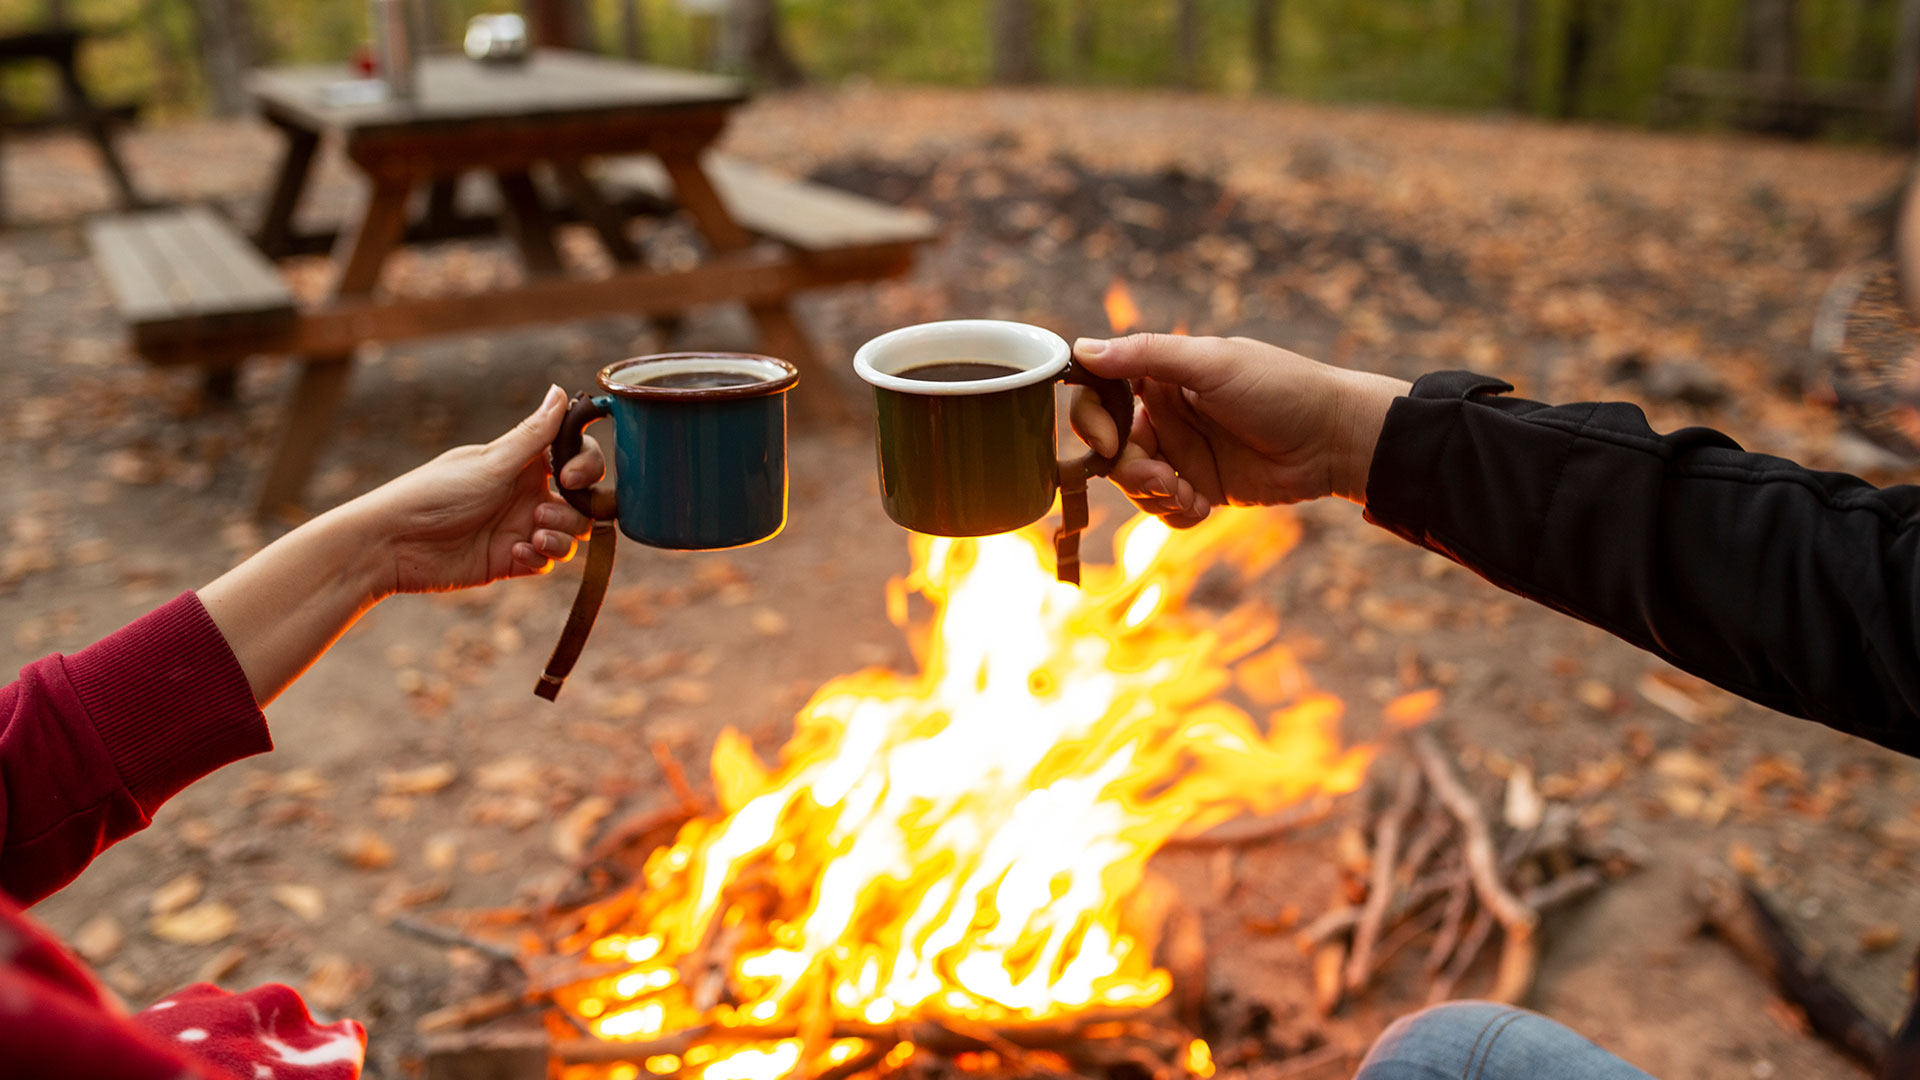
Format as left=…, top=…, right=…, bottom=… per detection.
left=3, top=0, right=1918, bottom=141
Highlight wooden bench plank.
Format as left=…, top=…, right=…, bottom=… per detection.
left=87, top=207, right=298, bottom=361
left=598, top=153, right=939, bottom=254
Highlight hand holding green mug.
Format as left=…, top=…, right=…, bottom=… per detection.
left=854, top=320, right=1134, bottom=581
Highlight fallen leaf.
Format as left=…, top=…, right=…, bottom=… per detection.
left=1575, top=679, right=1617, bottom=711
left=337, top=827, right=395, bottom=870
left=305, top=953, right=371, bottom=1012
left=149, top=872, right=203, bottom=916
left=596, top=690, right=648, bottom=720
left=750, top=608, right=789, bottom=636
left=1503, top=765, right=1545, bottom=831
left=151, top=902, right=237, bottom=945
left=378, top=761, right=459, bottom=795
left=1638, top=670, right=1732, bottom=725
left=72, top=914, right=122, bottom=963
left=663, top=678, right=711, bottom=706
left=1861, top=924, right=1903, bottom=954
left=424, top=832, right=460, bottom=872
left=197, top=944, right=248, bottom=983
left=271, top=884, right=327, bottom=922
left=276, top=768, right=332, bottom=799
left=475, top=755, right=543, bottom=796
left=551, top=795, right=615, bottom=861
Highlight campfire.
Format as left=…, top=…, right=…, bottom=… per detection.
left=522, top=510, right=1376, bottom=1079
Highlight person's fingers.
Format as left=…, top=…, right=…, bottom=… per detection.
left=531, top=529, right=578, bottom=562
left=1068, top=386, right=1121, bottom=458
left=1139, top=379, right=1225, bottom=505
left=1107, top=452, right=1212, bottom=527
left=487, top=384, right=568, bottom=468
left=1072, top=333, right=1239, bottom=393
left=534, top=499, right=594, bottom=540
left=558, top=434, right=605, bottom=490
left=510, top=541, right=553, bottom=575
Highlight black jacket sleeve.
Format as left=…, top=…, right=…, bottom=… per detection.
left=1363, top=370, right=1920, bottom=757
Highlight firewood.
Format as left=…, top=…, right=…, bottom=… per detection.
left=1423, top=879, right=1471, bottom=977
left=1411, top=732, right=1536, bottom=938
left=1164, top=800, right=1333, bottom=850
left=1882, top=946, right=1920, bottom=1080
left=389, top=914, right=523, bottom=968
left=1345, top=764, right=1423, bottom=992
left=416, top=990, right=527, bottom=1035
left=1691, top=870, right=1891, bottom=1070
left=1311, top=941, right=1346, bottom=1016
left=1428, top=907, right=1494, bottom=1004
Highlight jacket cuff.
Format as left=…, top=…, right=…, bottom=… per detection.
left=1363, top=371, right=1513, bottom=542
left=59, top=593, right=270, bottom=815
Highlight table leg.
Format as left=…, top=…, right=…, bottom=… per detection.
left=54, top=52, right=141, bottom=210
left=553, top=161, right=640, bottom=266
left=256, top=175, right=414, bottom=518
left=493, top=168, right=564, bottom=278
left=659, top=153, right=836, bottom=418
left=423, top=175, right=461, bottom=236
left=257, top=120, right=320, bottom=258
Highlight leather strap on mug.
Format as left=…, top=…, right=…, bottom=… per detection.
left=1054, top=458, right=1091, bottom=586
left=535, top=519, right=617, bottom=701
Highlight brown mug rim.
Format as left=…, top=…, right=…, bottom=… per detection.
left=596, top=352, right=800, bottom=401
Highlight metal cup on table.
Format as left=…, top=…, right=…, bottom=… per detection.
left=463, top=13, right=530, bottom=64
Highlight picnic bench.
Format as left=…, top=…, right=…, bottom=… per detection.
left=83, top=50, right=936, bottom=516
left=0, top=26, right=144, bottom=222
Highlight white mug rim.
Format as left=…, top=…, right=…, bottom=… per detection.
left=853, top=320, right=1069, bottom=396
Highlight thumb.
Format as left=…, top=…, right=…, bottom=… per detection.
left=1073, top=333, right=1234, bottom=393
left=488, top=384, right=568, bottom=468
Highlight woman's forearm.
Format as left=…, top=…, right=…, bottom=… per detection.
left=196, top=503, right=393, bottom=707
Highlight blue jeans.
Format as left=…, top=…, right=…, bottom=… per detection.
left=1355, top=1002, right=1655, bottom=1080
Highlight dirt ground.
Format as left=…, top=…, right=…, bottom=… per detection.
left=3, top=86, right=1917, bottom=1080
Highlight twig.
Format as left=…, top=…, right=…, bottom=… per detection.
left=1396, top=810, right=1451, bottom=889
left=1424, top=879, right=1472, bottom=976
left=1411, top=732, right=1536, bottom=937
left=1428, top=907, right=1494, bottom=1004
left=388, top=913, right=522, bottom=967
left=1302, top=867, right=1466, bottom=947
left=813, top=1043, right=894, bottom=1080
left=1164, top=800, right=1333, bottom=850
left=1346, top=764, right=1423, bottom=991
left=415, top=990, right=529, bottom=1034
left=1522, top=865, right=1605, bottom=912
left=1263, top=1043, right=1356, bottom=1079
left=653, top=740, right=702, bottom=809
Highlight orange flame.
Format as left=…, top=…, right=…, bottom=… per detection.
left=558, top=511, right=1373, bottom=1078
left=1105, top=280, right=1142, bottom=335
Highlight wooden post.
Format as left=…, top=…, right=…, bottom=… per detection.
left=1740, top=0, right=1802, bottom=131
left=1251, top=0, right=1279, bottom=88
left=990, top=0, right=1039, bottom=84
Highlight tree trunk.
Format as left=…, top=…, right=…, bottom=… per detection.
left=1070, top=0, right=1096, bottom=73
left=619, top=0, right=648, bottom=60
left=1507, top=0, right=1534, bottom=110
left=722, top=0, right=804, bottom=87
left=991, top=0, right=1039, bottom=84
left=1251, top=0, right=1278, bottom=87
left=417, top=0, right=441, bottom=50
left=1558, top=0, right=1592, bottom=117
left=44, top=0, right=68, bottom=27
left=1891, top=0, right=1920, bottom=141
left=1741, top=0, right=1799, bottom=85
left=190, top=0, right=253, bottom=117
left=1174, top=0, right=1201, bottom=87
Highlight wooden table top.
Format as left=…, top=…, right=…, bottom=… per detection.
left=248, top=50, right=748, bottom=138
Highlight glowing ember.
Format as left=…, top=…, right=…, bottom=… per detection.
left=555, top=511, right=1374, bottom=1079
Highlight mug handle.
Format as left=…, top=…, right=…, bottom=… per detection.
left=1058, top=361, right=1135, bottom=477
left=1054, top=363, right=1135, bottom=586
left=551, top=392, right=620, bottom=521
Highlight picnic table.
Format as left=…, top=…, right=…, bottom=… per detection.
left=0, top=26, right=144, bottom=222
left=86, top=50, right=935, bottom=515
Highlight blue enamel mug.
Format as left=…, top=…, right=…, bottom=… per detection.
left=550, top=353, right=798, bottom=550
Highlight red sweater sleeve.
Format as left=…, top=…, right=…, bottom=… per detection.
left=0, top=592, right=270, bottom=904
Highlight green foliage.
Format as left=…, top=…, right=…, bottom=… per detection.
left=0, top=0, right=1904, bottom=133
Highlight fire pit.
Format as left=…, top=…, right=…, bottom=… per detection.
left=416, top=509, right=1383, bottom=1080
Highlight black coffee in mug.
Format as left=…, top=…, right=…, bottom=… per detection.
left=896, top=360, right=1024, bottom=383
left=624, top=369, right=770, bottom=390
